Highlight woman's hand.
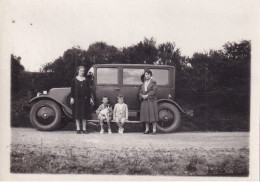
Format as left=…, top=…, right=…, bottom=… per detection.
left=90, top=98, right=94, bottom=106
left=142, top=95, right=148, bottom=99
left=70, top=98, right=74, bottom=105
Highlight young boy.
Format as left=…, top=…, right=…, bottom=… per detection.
left=96, top=96, right=113, bottom=134
left=113, top=94, right=128, bottom=134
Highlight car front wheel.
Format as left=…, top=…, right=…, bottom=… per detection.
left=30, top=100, right=62, bottom=131
left=157, top=103, right=181, bottom=133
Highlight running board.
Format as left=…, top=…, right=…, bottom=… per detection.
left=87, top=120, right=141, bottom=124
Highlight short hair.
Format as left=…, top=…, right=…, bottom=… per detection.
left=76, top=66, right=85, bottom=74
left=140, top=74, right=145, bottom=83
left=144, top=69, right=153, bottom=76
left=117, top=94, right=124, bottom=99
left=102, top=96, right=109, bottom=100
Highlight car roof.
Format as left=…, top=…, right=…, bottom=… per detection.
left=93, top=64, right=175, bottom=68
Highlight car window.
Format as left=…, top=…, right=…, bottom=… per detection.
left=123, top=68, right=144, bottom=85
left=97, top=68, right=118, bottom=84
left=150, top=69, right=169, bottom=85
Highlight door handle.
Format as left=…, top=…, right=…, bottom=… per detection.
left=115, top=88, right=120, bottom=90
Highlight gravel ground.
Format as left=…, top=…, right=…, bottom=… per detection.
left=11, top=128, right=249, bottom=152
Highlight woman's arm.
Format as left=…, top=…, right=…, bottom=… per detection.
left=70, top=78, right=75, bottom=104
left=71, top=78, right=75, bottom=99
left=86, top=80, right=94, bottom=105
left=139, top=85, right=144, bottom=100
left=147, top=82, right=157, bottom=97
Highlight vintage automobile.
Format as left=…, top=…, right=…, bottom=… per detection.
left=29, top=64, right=187, bottom=133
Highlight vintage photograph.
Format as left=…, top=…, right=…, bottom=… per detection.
left=1, top=0, right=259, bottom=180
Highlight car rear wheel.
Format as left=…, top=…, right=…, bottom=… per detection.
left=30, top=100, right=62, bottom=131
left=157, top=103, right=181, bottom=133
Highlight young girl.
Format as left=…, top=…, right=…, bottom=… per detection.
left=113, top=94, right=128, bottom=134
left=96, top=96, right=113, bottom=134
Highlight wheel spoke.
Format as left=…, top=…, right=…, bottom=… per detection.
left=158, top=108, right=175, bottom=128
left=157, top=104, right=180, bottom=133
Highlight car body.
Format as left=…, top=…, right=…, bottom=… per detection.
left=29, top=64, right=186, bottom=132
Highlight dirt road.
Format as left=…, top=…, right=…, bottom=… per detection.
left=11, top=128, right=249, bottom=151
left=11, top=128, right=249, bottom=175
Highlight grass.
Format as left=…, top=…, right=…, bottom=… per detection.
left=11, top=144, right=249, bottom=176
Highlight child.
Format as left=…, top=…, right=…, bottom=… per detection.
left=96, top=96, right=113, bottom=134
left=113, top=94, right=128, bottom=134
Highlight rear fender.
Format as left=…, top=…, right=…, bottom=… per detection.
left=157, top=99, right=185, bottom=113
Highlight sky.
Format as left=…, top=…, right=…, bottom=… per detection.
left=1, top=0, right=258, bottom=71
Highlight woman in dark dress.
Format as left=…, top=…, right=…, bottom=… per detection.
left=139, top=69, right=159, bottom=134
left=70, top=66, right=94, bottom=134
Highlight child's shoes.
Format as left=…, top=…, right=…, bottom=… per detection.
left=108, top=129, right=112, bottom=134
left=118, top=128, right=124, bottom=134
left=100, top=129, right=104, bottom=134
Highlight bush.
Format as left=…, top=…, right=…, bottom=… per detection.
left=10, top=40, right=250, bottom=131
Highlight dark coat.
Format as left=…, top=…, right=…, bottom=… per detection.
left=139, top=79, right=159, bottom=123
left=71, top=77, right=91, bottom=120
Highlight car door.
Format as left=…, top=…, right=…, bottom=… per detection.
left=121, top=67, right=144, bottom=111
left=93, top=67, right=121, bottom=110
left=149, top=68, right=173, bottom=100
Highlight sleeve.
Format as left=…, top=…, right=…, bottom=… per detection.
left=86, top=79, right=94, bottom=99
left=125, top=104, right=128, bottom=120
left=88, top=83, right=94, bottom=102
left=71, top=78, right=75, bottom=99
left=86, top=80, right=91, bottom=98
left=147, top=82, right=157, bottom=98
left=139, top=85, right=144, bottom=100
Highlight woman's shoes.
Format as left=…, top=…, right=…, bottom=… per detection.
left=144, top=131, right=150, bottom=134
left=82, top=130, right=88, bottom=134
left=76, top=130, right=88, bottom=134
left=143, top=131, right=157, bottom=135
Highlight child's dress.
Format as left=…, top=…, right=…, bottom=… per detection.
left=113, top=103, right=128, bottom=122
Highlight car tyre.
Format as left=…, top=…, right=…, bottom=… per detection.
left=157, top=103, right=181, bottom=133
left=30, top=100, right=62, bottom=131
left=57, top=119, right=69, bottom=130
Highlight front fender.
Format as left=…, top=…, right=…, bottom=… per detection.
left=29, top=95, right=72, bottom=118
left=29, top=95, right=54, bottom=104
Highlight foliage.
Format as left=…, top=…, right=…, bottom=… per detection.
left=157, top=42, right=182, bottom=67
left=11, top=39, right=250, bottom=130
left=86, top=42, right=122, bottom=64
left=42, top=47, right=93, bottom=87
left=11, top=54, right=24, bottom=93
left=121, top=38, right=158, bottom=64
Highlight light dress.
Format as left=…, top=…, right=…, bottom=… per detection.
left=113, top=103, right=128, bottom=123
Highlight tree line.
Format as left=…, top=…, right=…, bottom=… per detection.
left=11, top=38, right=250, bottom=130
